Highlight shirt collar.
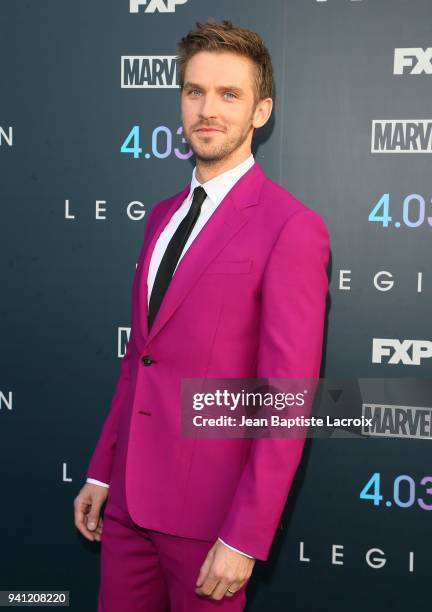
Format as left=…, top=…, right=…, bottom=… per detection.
left=189, top=154, right=255, bottom=206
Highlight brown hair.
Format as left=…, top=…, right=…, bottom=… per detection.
left=176, top=19, right=274, bottom=104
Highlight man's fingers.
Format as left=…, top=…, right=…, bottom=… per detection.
left=93, top=518, right=103, bottom=538
left=74, top=498, right=102, bottom=540
left=74, top=501, right=91, bottom=536
left=73, top=483, right=108, bottom=542
left=86, top=513, right=100, bottom=531
left=197, top=573, right=247, bottom=600
left=225, top=586, right=235, bottom=597
left=209, top=577, right=247, bottom=601
left=79, top=512, right=101, bottom=541
left=224, top=580, right=244, bottom=598
left=212, top=580, right=233, bottom=601
left=196, top=576, right=219, bottom=597
left=75, top=511, right=96, bottom=541
left=84, top=498, right=102, bottom=530
left=195, top=547, right=214, bottom=588
left=89, top=517, right=103, bottom=542
left=195, top=541, right=254, bottom=599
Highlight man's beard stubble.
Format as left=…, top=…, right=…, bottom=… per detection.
left=184, top=121, right=254, bottom=166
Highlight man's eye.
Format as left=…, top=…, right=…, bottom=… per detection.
left=224, top=92, right=237, bottom=99
left=190, top=89, right=201, bottom=96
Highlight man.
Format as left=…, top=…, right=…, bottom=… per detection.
left=74, top=19, right=330, bottom=612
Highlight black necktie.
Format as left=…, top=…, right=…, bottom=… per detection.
left=147, top=185, right=208, bottom=330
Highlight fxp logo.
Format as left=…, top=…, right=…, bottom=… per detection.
left=130, top=0, right=188, bottom=13
left=394, top=48, right=432, bottom=75
left=372, top=339, right=432, bottom=365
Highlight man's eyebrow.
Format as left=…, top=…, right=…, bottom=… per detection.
left=183, top=82, right=244, bottom=94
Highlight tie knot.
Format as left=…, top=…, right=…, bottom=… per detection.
left=192, top=186, right=207, bottom=209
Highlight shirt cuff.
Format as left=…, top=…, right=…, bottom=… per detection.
left=218, top=537, right=255, bottom=559
left=86, top=478, right=110, bottom=488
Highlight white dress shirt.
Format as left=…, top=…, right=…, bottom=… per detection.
left=87, top=154, right=256, bottom=559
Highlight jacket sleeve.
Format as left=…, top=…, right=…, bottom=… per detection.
left=85, top=207, right=156, bottom=484
left=218, top=208, right=330, bottom=561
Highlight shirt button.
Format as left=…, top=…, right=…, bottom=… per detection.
left=141, top=355, right=153, bottom=366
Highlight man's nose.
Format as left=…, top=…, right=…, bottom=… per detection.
left=199, top=94, right=218, bottom=119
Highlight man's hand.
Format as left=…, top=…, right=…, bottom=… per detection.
left=195, top=539, right=255, bottom=600
left=74, top=482, right=108, bottom=542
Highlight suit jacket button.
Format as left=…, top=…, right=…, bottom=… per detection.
left=141, top=355, right=153, bottom=366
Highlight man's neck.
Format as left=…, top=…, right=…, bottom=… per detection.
left=195, top=149, right=253, bottom=183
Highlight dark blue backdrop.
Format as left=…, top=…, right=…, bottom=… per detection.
left=1, top=1, right=431, bottom=610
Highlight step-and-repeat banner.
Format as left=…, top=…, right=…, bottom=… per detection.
left=1, top=1, right=431, bottom=610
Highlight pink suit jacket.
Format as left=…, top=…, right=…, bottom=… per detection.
left=85, top=161, right=330, bottom=561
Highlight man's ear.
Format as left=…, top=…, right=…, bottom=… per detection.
left=252, top=98, right=273, bottom=129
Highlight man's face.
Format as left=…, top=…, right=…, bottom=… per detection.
left=181, top=51, right=259, bottom=163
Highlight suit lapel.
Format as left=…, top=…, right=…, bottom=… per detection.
left=135, top=161, right=266, bottom=349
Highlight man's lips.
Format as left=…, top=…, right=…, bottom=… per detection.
left=195, top=127, right=224, bottom=133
